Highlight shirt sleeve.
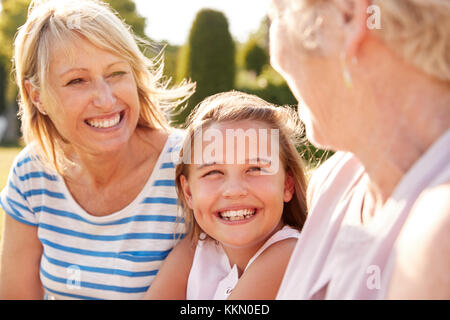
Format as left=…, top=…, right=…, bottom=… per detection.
left=0, top=154, right=38, bottom=227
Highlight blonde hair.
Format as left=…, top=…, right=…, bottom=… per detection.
left=14, top=0, right=195, bottom=173
left=175, top=91, right=308, bottom=243
left=282, top=0, right=450, bottom=81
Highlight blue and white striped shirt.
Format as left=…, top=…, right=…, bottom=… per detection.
left=0, top=130, right=185, bottom=300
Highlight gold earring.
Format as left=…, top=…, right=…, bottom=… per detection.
left=343, top=66, right=352, bottom=89
left=340, top=53, right=355, bottom=89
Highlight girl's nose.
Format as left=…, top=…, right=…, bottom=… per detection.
left=93, top=79, right=116, bottom=109
left=222, top=178, right=248, bottom=199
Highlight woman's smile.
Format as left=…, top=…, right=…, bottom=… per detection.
left=84, top=110, right=126, bottom=130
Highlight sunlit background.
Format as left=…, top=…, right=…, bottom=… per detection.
left=0, top=0, right=328, bottom=236
left=134, top=0, right=271, bottom=45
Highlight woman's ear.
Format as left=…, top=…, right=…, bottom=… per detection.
left=179, top=174, right=194, bottom=209
left=283, top=171, right=295, bottom=203
left=24, top=80, right=46, bottom=115
left=339, top=0, right=370, bottom=59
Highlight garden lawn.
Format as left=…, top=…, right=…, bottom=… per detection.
left=0, top=146, right=23, bottom=240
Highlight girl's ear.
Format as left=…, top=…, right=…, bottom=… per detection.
left=179, top=174, right=194, bottom=209
left=283, top=171, right=295, bottom=203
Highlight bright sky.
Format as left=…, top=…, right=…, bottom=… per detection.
left=134, top=0, right=271, bottom=45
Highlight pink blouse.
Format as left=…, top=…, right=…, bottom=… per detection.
left=277, top=129, right=450, bottom=299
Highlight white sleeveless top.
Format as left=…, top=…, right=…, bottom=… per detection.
left=187, top=226, right=301, bottom=300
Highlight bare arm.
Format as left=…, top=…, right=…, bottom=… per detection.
left=0, top=214, right=44, bottom=299
left=388, top=183, right=450, bottom=299
left=142, top=236, right=196, bottom=300
left=227, top=238, right=297, bottom=300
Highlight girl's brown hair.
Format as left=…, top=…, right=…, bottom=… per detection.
left=175, top=91, right=308, bottom=242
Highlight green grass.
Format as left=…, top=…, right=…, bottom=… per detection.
left=0, top=146, right=23, bottom=240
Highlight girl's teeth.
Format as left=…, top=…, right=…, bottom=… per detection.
left=86, top=114, right=120, bottom=128
left=220, top=209, right=256, bottom=221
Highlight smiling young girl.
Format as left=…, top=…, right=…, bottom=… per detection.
left=144, top=91, right=308, bottom=299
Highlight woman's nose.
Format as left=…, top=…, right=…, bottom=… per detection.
left=93, top=79, right=116, bottom=109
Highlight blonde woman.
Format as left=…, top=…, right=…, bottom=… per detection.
left=0, top=0, right=194, bottom=299
left=269, top=0, right=450, bottom=299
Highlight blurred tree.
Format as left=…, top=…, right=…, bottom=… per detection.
left=0, top=51, right=8, bottom=116
left=0, top=0, right=147, bottom=143
left=174, top=8, right=235, bottom=126
left=0, top=0, right=30, bottom=143
left=158, top=41, right=179, bottom=85
left=176, top=44, right=189, bottom=85
left=105, top=0, right=146, bottom=39
left=242, top=40, right=268, bottom=76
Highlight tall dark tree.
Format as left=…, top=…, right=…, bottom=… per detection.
left=242, top=40, right=268, bottom=76
left=0, top=0, right=30, bottom=142
left=174, top=9, right=235, bottom=126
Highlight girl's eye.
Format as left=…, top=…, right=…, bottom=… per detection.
left=202, top=170, right=222, bottom=177
left=248, top=166, right=270, bottom=174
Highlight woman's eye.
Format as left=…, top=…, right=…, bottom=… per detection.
left=66, top=78, right=85, bottom=86
left=109, top=71, right=127, bottom=78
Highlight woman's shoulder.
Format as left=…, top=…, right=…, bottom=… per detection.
left=143, top=128, right=185, bottom=151
left=387, top=130, right=450, bottom=298
left=388, top=181, right=450, bottom=298
left=399, top=180, right=450, bottom=247
left=307, top=151, right=364, bottom=207
left=167, top=128, right=186, bottom=148
left=136, top=128, right=185, bottom=163
left=9, top=143, right=50, bottom=174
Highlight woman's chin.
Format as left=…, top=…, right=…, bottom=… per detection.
left=304, top=124, right=337, bottom=153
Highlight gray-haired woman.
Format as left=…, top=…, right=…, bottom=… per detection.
left=269, top=0, right=449, bottom=299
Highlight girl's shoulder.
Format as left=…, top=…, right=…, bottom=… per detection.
left=227, top=227, right=299, bottom=299
left=246, top=225, right=300, bottom=271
